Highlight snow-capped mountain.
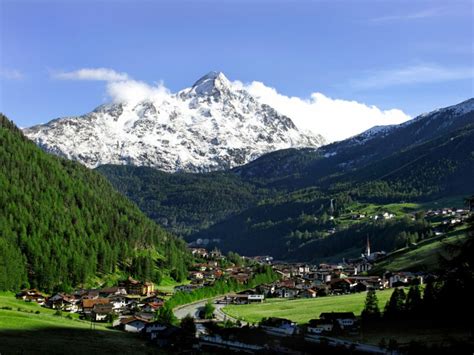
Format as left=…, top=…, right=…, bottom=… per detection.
left=24, top=72, right=325, bottom=172
left=326, top=97, right=474, bottom=153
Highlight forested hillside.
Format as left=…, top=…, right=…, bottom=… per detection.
left=0, top=114, right=190, bottom=292
left=97, top=165, right=271, bottom=236
left=100, top=115, right=474, bottom=260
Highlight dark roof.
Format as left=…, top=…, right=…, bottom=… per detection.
left=320, top=312, right=356, bottom=320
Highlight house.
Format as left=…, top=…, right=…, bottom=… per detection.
left=47, top=293, right=79, bottom=312
left=107, top=295, right=127, bottom=310
left=16, top=289, right=46, bottom=305
left=142, top=301, right=164, bottom=313
left=120, top=277, right=154, bottom=296
left=120, top=316, right=150, bottom=333
left=99, top=286, right=127, bottom=298
left=306, top=319, right=334, bottom=335
left=388, top=272, right=423, bottom=287
left=190, top=248, right=209, bottom=259
left=329, top=278, right=354, bottom=294
left=257, top=283, right=276, bottom=297
left=274, top=286, right=299, bottom=298
left=91, top=303, right=114, bottom=322
left=320, top=312, right=357, bottom=330
left=82, top=298, right=110, bottom=315
left=260, top=317, right=298, bottom=336
left=247, top=294, right=265, bottom=303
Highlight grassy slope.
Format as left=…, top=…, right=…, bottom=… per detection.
left=0, top=293, right=159, bottom=354
left=372, top=226, right=469, bottom=273
left=222, top=289, right=394, bottom=324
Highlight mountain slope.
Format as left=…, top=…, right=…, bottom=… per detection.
left=240, top=98, right=474, bottom=189
left=96, top=99, right=474, bottom=261
left=0, top=114, right=189, bottom=292
left=24, top=72, right=324, bottom=172
left=194, top=123, right=474, bottom=260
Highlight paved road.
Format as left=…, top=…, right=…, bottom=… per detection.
left=173, top=297, right=246, bottom=325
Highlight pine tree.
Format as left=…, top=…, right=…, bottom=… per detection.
left=405, top=285, right=422, bottom=317
left=361, top=290, right=381, bottom=321
left=384, top=288, right=406, bottom=320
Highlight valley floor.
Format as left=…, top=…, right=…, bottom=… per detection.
left=222, top=290, right=394, bottom=324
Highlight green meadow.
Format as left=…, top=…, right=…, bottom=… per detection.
left=222, top=289, right=394, bottom=324
left=0, top=292, right=159, bottom=354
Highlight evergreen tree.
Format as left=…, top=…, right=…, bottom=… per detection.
left=405, top=285, right=422, bottom=317
left=180, top=314, right=196, bottom=335
left=155, top=306, right=176, bottom=325
left=361, top=290, right=381, bottom=321
left=384, top=288, right=406, bottom=320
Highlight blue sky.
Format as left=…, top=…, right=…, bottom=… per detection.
left=1, top=0, right=473, bottom=135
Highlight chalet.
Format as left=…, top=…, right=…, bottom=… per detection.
left=296, top=265, right=310, bottom=275
left=16, top=289, right=46, bottom=305
left=119, top=316, right=150, bottom=333
left=320, top=312, right=357, bottom=330
left=257, top=283, right=276, bottom=296
left=82, top=298, right=110, bottom=315
left=329, top=278, right=354, bottom=294
left=190, top=248, right=209, bottom=259
left=91, top=303, right=114, bottom=322
left=248, top=294, right=265, bottom=303
left=306, top=319, right=334, bottom=335
left=47, top=293, right=79, bottom=313
left=274, top=286, right=299, bottom=298
left=142, top=301, right=164, bottom=313
left=99, top=286, right=127, bottom=298
left=120, top=277, right=154, bottom=296
left=388, top=272, right=423, bottom=287
left=260, top=317, right=298, bottom=336
left=107, top=295, right=127, bottom=310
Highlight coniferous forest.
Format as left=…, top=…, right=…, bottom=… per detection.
left=0, top=114, right=190, bottom=292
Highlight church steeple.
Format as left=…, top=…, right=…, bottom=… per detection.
left=366, top=236, right=371, bottom=257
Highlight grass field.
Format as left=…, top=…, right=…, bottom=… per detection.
left=0, top=292, right=159, bottom=354
left=372, top=226, right=469, bottom=273
left=222, top=289, right=395, bottom=324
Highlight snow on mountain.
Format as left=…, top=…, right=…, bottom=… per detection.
left=24, top=72, right=325, bottom=172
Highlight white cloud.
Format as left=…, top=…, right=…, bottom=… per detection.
left=235, top=81, right=410, bottom=142
left=52, top=67, right=169, bottom=105
left=0, top=68, right=24, bottom=80
left=54, top=68, right=130, bottom=81
left=350, top=64, right=474, bottom=90
left=106, top=79, right=170, bottom=105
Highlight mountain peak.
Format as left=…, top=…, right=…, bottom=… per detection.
left=190, top=71, right=231, bottom=96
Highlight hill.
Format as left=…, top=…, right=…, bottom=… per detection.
left=0, top=114, right=190, bottom=292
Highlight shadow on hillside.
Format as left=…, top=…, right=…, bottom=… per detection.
left=0, top=328, right=163, bottom=355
